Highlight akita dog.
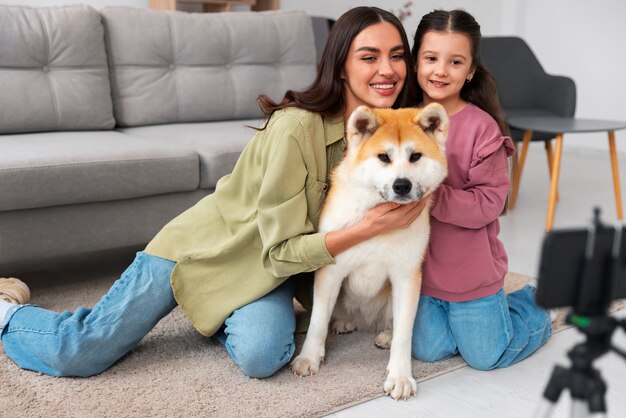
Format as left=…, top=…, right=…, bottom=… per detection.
left=291, top=103, right=448, bottom=400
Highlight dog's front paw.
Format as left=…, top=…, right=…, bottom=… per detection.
left=332, top=319, right=356, bottom=334
left=374, top=330, right=392, bottom=349
left=383, top=374, right=417, bottom=400
left=291, top=354, right=323, bottom=377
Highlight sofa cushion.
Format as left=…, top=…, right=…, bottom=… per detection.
left=0, top=190, right=208, bottom=265
left=0, top=5, right=115, bottom=134
left=0, top=131, right=199, bottom=211
left=121, top=119, right=260, bottom=189
left=102, top=8, right=317, bottom=127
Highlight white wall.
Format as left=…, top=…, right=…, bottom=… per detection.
left=499, top=0, right=626, bottom=152
left=280, top=0, right=507, bottom=40
left=4, top=0, right=626, bottom=153
left=281, top=0, right=626, bottom=153
left=1, top=0, right=147, bottom=7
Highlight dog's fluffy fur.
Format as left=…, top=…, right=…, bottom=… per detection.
left=291, top=103, right=449, bottom=400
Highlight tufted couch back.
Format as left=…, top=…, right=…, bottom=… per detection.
left=0, top=5, right=318, bottom=133
left=102, top=7, right=317, bottom=127
left=0, top=5, right=115, bottom=133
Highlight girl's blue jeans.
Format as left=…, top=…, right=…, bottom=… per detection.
left=0, top=252, right=296, bottom=378
left=412, top=286, right=552, bottom=370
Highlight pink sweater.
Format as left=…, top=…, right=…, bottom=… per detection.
left=421, top=104, right=515, bottom=302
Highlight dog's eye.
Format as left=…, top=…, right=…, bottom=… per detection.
left=410, top=152, right=422, bottom=163
left=378, top=153, right=391, bottom=163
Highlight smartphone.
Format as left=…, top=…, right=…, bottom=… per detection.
left=535, top=225, right=624, bottom=314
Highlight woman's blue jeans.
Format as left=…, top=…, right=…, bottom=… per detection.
left=412, top=286, right=552, bottom=370
left=0, top=252, right=296, bottom=378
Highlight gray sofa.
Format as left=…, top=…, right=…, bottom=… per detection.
left=0, top=4, right=330, bottom=271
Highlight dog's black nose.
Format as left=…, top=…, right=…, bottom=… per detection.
left=392, top=178, right=412, bottom=196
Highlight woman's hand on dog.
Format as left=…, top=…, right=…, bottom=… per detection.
left=325, top=197, right=430, bottom=257
left=364, top=197, right=430, bottom=233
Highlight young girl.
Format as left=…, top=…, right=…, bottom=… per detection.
left=410, top=9, right=552, bottom=369
left=0, top=6, right=423, bottom=379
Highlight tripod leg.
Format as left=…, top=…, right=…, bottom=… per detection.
left=570, top=399, right=588, bottom=418
left=533, top=365, right=569, bottom=418
left=587, top=372, right=607, bottom=418
left=570, top=363, right=608, bottom=418
left=533, top=399, right=556, bottom=418
left=572, top=399, right=607, bottom=418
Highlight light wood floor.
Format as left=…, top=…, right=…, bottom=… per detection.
left=329, top=146, right=626, bottom=417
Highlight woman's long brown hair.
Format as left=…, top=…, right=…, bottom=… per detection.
left=257, top=6, right=418, bottom=125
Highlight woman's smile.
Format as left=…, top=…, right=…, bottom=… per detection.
left=370, top=81, right=400, bottom=96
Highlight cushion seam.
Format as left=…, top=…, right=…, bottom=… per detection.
left=0, top=155, right=198, bottom=172
left=34, top=9, right=60, bottom=130
left=167, top=13, right=181, bottom=123
left=225, top=18, right=235, bottom=117
left=0, top=65, right=109, bottom=70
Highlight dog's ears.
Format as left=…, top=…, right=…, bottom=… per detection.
left=414, top=103, right=449, bottom=147
left=346, top=106, right=380, bottom=146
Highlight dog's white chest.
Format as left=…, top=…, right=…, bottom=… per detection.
left=332, top=212, right=430, bottom=294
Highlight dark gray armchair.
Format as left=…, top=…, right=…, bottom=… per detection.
left=310, top=17, right=334, bottom=64
left=480, top=36, right=577, bottom=209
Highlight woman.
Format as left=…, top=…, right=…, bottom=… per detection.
left=0, top=6, right=421, bottom=379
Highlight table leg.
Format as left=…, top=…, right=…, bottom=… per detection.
left=510, top=130, right=532, bottom=210
left=544, top=140, right=559, bottom=202
left=509, top=144, right=520, bottom=211
left=545, top=133, right=564, bottom=231
left=608, top=130, right=624, bottom=220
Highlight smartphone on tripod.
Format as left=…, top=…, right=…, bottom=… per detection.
left=532, top=209, right=626, bottom=418
left=535, top=215, right=626, bottom=315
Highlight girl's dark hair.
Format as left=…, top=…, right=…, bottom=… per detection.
left=411, top=9, right=509, bottom=135
left=257, top=6, right=418, bottom=121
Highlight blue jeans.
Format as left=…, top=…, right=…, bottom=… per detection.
left=0, top=252, right=296, bottom=378
left=412, top=286, right=552, bottom=370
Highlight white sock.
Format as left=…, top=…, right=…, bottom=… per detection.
left=0, top=298, right=15, bottom=323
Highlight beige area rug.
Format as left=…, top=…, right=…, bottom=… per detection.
left=0, top=266, right=614, bottom=418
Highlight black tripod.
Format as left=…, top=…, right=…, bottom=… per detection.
left=533, top=313, right=626, bottom=418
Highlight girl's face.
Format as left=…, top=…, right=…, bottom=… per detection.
left=416, top=30, right=475, bottom=115
left=342, top=21, right=407, bottom=119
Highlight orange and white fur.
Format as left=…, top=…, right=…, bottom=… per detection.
left=290, top=103, right=448, bottom=400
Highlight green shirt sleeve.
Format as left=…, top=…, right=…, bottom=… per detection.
left=257, top=112, right=335, bottom=278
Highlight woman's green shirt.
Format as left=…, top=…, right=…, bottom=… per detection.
left=145, top=107, right=345, bottom=336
